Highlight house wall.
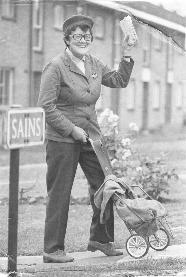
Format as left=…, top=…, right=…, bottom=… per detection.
left=147, top=29, right=167, bottom=130
left=87, top=4, right=114, bottom=110
left=0, top=5, right=30, bottom=106
left=1, top=0, right=186, bottom=132
left=43, top=1, right=66, bottom=65
left=119, top=20, right=148, bottom=133
left=171, top=46, right=186, bottom=128
left=119, top=19, right=186, bottom=134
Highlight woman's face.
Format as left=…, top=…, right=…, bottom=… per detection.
left=68, top=26, right=92, bottom=59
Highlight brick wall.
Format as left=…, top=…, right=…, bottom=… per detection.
left=1, top=0, right=186, bottom=132
left=0, top=5, right=30, bottom=106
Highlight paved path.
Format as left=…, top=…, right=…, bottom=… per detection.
left=0, top=244, right=186, bottom=276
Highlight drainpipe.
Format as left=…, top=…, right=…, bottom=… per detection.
left=165, top=39, right=168, bottom=124
left=28, top=0, right=33, bottom=106
left=111, top=13, right=116, bottom=113
left=111, top=12, right=121, bottom=114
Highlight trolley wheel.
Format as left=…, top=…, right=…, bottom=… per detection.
left=148, top=228, right=170, bottom=251
left=126, top=235, right=149, bottom=259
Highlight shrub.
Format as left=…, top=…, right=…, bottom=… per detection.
left=98, top=108, right=178, bottom=201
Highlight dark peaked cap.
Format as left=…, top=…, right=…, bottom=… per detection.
left=63, top=15, right=94, bottom=33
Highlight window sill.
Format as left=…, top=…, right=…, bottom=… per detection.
left=154, top=48, right=162, bottom=52
left=1, top=15, right=16, bottom=21
left=95, top=35, right=104, bottom=40
left=54, top=26, right=62, bottom=32
left=33, top=47, right=43, bottom=54
left=143, top=63, right=150, bottom=67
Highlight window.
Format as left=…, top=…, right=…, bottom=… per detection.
left=113, top=18, right=121, bottom=68
left=33, top=0, right=43, bottom=51
left=126, top=79, right=136, bottom=110
left=152, top=81, right=161, bottom=109
left=168, top=40, right=174, bottom=70
left=154, top=31, right=162, bottom=51
left=54, top=5, right=64, bottom=30
left=65, top=4, right=76, bottom=19
left=94, top=16, right=105, bottom=39
left=0, top=67, right=14, bottom=105
left=1, top=0, right=15, bottom=19
left=143, top=49, right=149, bottom=65
left=142, top=25, right=151, bottom=66
left=176, top=82, right=183, bottom=109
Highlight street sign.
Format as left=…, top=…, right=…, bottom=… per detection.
left=0, top=106, right=45, bottom=276
left=0, top=107, right=45, bottom=149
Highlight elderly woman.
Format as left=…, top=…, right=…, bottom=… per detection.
left=38, top=14, right=134, bottom=263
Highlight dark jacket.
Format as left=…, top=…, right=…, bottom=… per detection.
left=38, top=51, right=134, bottom=142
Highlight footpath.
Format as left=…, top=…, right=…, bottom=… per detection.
left=0, top=244, right=186, bottom=277
left=0, top=164, right=186, bottom=276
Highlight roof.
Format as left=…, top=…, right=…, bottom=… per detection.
left=117, top=1, right=186, bottom=27
left=85, top=0, right=186, bottom=33
left=85, top=0, right=186, bottom=50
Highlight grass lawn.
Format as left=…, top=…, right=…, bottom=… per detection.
left=0, top=177, right=186, bottom=257
left=1, top=130, right=186, bottom=169
left=0, top=144, right=46, bottom=166
left=1, top=131, right=186, bottom=260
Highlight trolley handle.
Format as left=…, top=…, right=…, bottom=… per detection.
left=130, top=184, right=154, bottom=200
left=87, top=136, right=113, bottom=176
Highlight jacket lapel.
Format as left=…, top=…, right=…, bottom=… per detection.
left=84, top=55, right=91, bottom=80
left=63, top=50, right=88, bottom=80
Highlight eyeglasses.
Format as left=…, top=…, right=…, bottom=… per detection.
left=70, top=34, right=92, bottom=42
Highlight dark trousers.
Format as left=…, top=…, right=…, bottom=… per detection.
left=44, top=140, right=114, bottom=253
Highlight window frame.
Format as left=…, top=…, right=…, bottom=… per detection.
left=152, top=80, right=161, bottom=110
left=33, top=0, right=44, bottom=52
left=1, top=0, right=16, bottom=21
left=94, top=15, right=105, bottom=40
left=126, top=78, right=136, bottom=111
left=154, top=31, right=163, bottom=52
left=64, top=4, right=77, bottom=19
left=175, top=82, right=183, bottom=109
left=167, top=40, right=174, bottom=70
left=113, top=18, right=121, bottom=68
left=142, top=25, right=151, bottom=67
left=53, top=4, right=64, bottom=31
left=0, top=67, right=14, bottom=105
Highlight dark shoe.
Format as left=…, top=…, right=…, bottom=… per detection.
left=43, top=250, right=74, bottom=263
left=87, top=241, right=123, bottom=256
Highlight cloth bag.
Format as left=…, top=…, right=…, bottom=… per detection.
left=115, top=197, right=167, bottom=236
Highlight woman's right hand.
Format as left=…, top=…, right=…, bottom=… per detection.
left=71, top=126, right=88, bottom=143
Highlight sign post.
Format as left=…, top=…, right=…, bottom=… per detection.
left=8, top=148, right=19, bottom=277
left=0, top=106, right=45, bottom=277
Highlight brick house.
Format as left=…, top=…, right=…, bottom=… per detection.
left=0, top=0, right=186, bottom=133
